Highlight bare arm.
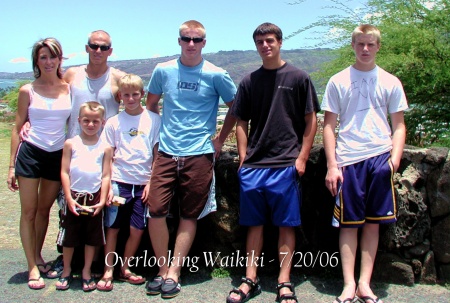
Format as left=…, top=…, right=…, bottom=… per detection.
left=63, top=66, right=76, bottom=85
left=93, top=146, right=113, bottom=215
left=7, top=86, right=30, bottom=192
left=213, top=101, right=237, bottom=157
left=143, top=142, right=159, bottom=203
left=235, top=119, right=249, bottom=169
left=295, top=111, right=317, bottom=176
left=323, top=111, right=343, bottom=196
left=390, top=111, right=406, bottom=172
left=111, top=68, right=126, bottom=102
left=61, top=140, right=80, bottom=215
left=146, top=93, right=161, bottom=114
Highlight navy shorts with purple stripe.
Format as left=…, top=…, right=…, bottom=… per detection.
left=238, top=166, right=302, bottom=227
left=332, top=152, right=397, bottom=228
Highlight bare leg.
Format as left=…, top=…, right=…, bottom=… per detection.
left=98, top=227, right=119, bottom=288
left=148, top=217, right=169, bottom=278
left=356, top=223, right=382, bottom=302
left=277, top=226, right=296, bottom=302
left=56, top=246, right=74, bottom=288
left=228, top=225, right=263, bottom=301
left=83, top=245, right=95, bottom=278
left=82, top=245, right=96, bottom=290
left=35, top=178, right=60, bottom=265
left=18, top=177, right=41, bottom=283
left=166, top=218, right=197, bottom=281
left=334, top=228, right=358, bottom=303
left=121, top=226, right=144, bottom=281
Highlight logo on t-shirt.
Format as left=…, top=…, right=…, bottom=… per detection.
left=127, top=127, right=144, bottom=137
left=278, top=85, right=293, bottom=91
left=178, top=81, right=199, bottom=91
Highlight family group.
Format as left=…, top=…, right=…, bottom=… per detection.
left=7, top=19, right=407, bottom=303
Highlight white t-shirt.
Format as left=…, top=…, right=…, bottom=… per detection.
left=69, top=135, right=108, bottom=193
left=103, top=109, right=161, bottom=185
left=321, top=65, right=408, bottom=167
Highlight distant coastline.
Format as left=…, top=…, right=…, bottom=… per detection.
left=0, top=79, right=22, bottom=90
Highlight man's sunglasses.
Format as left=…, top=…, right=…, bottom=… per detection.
left=88, top=43, right=111, bottom=51
left=180, top=36, right=204, bottom=43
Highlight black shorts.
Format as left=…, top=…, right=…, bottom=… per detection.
left=15, top=141, right=62, bottom=181
left=57, top=190, right=105, bottom=247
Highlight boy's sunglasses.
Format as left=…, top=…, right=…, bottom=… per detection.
left=180, top=36, right=204, bottom=43
left=88, top=43, right=111, bottom=51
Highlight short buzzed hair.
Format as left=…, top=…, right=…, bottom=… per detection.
left=87, top=30, right=112, bottom=45
left=179, top=20, right=206, bottom=38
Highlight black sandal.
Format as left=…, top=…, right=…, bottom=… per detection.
left=226, top=277, right=262, bottom=303
left=46, top=255, right=64, bottom=279
left=276, top=282, right=298, bottom=303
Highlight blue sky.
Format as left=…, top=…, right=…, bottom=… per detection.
left=0, top=0, right=363, bottom=73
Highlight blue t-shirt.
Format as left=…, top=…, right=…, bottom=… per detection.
left=148, top=58, right=236, bottom=156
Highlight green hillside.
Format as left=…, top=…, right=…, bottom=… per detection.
left=0, top=48, right=334, bottom=89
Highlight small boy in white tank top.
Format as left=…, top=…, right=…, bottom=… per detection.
left=56, top=102, right=113, bottom=291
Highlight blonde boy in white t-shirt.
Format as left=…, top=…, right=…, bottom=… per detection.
left=56, top=102, right=113, bottom=291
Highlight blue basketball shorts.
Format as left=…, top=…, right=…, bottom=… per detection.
left=332, top=152, right=397, bottom=228
left=238, top=166, right=302, bottom=227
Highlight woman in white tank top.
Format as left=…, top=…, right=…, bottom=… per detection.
left=6, top=38, right=71, bottom=290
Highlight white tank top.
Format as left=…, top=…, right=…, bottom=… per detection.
left=69, top=135, right=107, bottom=193
left=26, top=84, right=71, bottom=151
left=67, top=66, right=120, bottom=139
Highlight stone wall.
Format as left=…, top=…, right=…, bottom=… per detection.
left=204, top=145, right=450, bottom=285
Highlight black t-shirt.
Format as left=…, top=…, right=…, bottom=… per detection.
left=232, top=63, right=320, bottom=168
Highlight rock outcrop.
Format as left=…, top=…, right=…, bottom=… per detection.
left=205, top=145, right=450, bottom=285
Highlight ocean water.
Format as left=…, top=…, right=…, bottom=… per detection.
left=0, top=79, right=20, bottom=90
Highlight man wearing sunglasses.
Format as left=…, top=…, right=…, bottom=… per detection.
left=46, top=30, right=125, bottom=288
left=64, top=30, right=125, bottom=139
left=145, top=20, right=237, bottom=299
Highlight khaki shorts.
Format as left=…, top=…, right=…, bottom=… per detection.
left=148, top=151, right=214, bottom=218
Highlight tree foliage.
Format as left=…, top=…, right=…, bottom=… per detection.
left=290, top=0, right=450, bottom=146
left=4, top=80, right=31, bottom=112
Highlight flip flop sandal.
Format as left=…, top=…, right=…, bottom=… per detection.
left=226, top=277, right=262, bottom=303
left=146, top=275, right=164, bottom=295
left=119, top=271, right=146, bottom=285
left=36, top=262, right=51, bottom=275
left=82, top=277, right=97, bottom=292
left=355, top=295, right=382, bottom=303
left=46, top=255, right=64, bottom=279
left=28, top=277, right=45, bottom=290
left=56, top=275, right=72, bottom=291
left=161, top=278, right=181, bottom=299
left=334, top=297, right=356, bottom=303
left=97, top=277, right=114, bottom=292
left=276, top=281, right=298, bottom=303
